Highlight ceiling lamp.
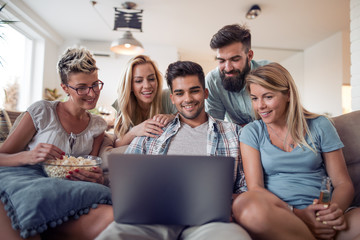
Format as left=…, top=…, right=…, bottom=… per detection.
left=110, top=2, right=144, bottom=55
left=110, top=31, right=144, bottom=55
left=246, top=4, right=261, bottom=19
left=91, top=1, right=144, bottom=55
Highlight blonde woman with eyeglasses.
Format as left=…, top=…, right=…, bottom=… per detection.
left=0, top=48, right=113, bottom=240
left=113, top=55, right=177, bottom=147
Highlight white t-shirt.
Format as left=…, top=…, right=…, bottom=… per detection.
left=26, top=100, right=107, bottom=156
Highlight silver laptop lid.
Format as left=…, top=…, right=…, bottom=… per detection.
left=107, top=154, right=235, bottom=226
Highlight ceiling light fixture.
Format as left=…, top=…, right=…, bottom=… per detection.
left=110, top=31, right=144, bottom=55
left=91, top=1, right=144, bottom=55
left=246, top=4, right=261, bottom=19
left=110, top=1, right=144, bottom=55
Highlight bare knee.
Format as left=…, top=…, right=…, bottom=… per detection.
left=87, top=204, right=114, bottom=238
left=336, top=208, right=360, bottom=240
left=43, top=204, right=113, bottom=240
left=232, top=191, right=276, bottom=233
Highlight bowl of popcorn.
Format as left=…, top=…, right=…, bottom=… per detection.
left=42, top=155, right=101, bottom=179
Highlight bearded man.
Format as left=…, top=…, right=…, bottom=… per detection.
left=205, top=24, right=270, bottom=126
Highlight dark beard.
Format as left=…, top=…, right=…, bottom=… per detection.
left=220, top=61, right=251, bottom=92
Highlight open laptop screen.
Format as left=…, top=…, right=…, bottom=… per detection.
left=107, top=154, right=234, bottom=225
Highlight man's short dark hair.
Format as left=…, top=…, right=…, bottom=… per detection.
left=210, top=24, right=251, bottom=52
left=165, top=61, right=205, bottom=92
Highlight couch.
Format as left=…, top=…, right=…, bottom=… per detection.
left=2, top=110, right=360, bottom=206
left=100, top=110, right=360, bottom=207
left=332, top=110, right=360, bottom=206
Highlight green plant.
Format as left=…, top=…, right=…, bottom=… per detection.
left=0, top=3, right=17, bottom=66
left=0, top=3, right=17, bottom=31
left=1, top=4, right=13, bottom=23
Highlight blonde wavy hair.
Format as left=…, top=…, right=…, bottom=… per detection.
left=246, top=62, right=322, bottom=153
left=114, top=55, right=163, bottom=138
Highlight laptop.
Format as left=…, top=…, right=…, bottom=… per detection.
left=106, top=153, right=235, bottom=226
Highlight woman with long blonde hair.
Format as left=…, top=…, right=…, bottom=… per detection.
left=114, top=55, right=176, bottom=147
left=232, top=63, right=360, bottom=240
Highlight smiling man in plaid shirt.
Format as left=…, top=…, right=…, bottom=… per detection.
left=97, top=61, right=250, bottom=240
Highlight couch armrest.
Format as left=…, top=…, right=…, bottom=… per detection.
left=332, top=110, right=360, bottom=207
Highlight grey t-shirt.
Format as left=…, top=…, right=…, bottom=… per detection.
left=166, top=121, right=208, bottom=155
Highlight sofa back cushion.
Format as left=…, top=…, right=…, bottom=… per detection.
left=0, top=109, right=12, bottom=143
left=332, top=110, right=360, bottom=207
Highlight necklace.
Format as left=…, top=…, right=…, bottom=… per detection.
left=266, top=124, right=295, bottom=150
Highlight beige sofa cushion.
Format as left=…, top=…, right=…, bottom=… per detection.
left=333, top=110, right=360, bottom=206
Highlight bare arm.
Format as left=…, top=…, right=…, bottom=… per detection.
left=115, top=118, right=165, bottom=147
left=89, top=132, right=104, bottom=156
left=312, top=149, right=354, bottom=232
left=292, top=149, right=353, bottom=239
left=114, top=127, right=139, bottom=147
left=240, top=142, right=266, bottom=192
left=0, top=112, right=64, bottom=166
left=323, top=149, right=354, bottom=211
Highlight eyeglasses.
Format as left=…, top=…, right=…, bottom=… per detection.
left=66, top=80, right=104, bottom=96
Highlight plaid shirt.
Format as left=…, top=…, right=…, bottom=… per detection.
left=125, top=114, right=246, bottom=193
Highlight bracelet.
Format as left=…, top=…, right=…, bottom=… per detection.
left=287, top=204, right=294, bottom=212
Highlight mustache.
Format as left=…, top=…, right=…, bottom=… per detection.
left=223, top=70, right=241, bottom=75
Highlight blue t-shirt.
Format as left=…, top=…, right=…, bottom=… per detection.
left=240, top=116, right=344, bottom=209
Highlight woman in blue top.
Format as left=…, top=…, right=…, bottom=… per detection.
left=232, top=63, right=360, bottom=240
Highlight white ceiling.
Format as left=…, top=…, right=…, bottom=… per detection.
left=20, top=0, right=350, bottom=66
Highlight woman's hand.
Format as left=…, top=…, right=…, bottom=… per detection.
left=26, top=143, right=64, bottom=165
left=115, top=114, right=175, bottom=147
left=294, top=201, right=338, bottom=240
left=131, top=118, right=165, bottom=138
left=66, top=166, right=104, bottom=185
left=152, top=114, right=175, bottom=126
left=315, top=200, right=347, bottom=231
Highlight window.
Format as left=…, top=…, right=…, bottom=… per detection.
left=0, top=24, right=32, bottom=111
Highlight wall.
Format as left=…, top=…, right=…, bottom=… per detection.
left=303, top=32, right=344, bottom=117
left=262, top=30, right=350, bottom=118
left=180, top=50, right=217, bottom=76
left=3, top=0, right=352, bottom=114
left=41, top=41, right=59, bottom=93
left=351, top=0, right=360, bottom=110
left=343, top=30, right=351, bottom=85
left=280, top=52, right=305, bottom=102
